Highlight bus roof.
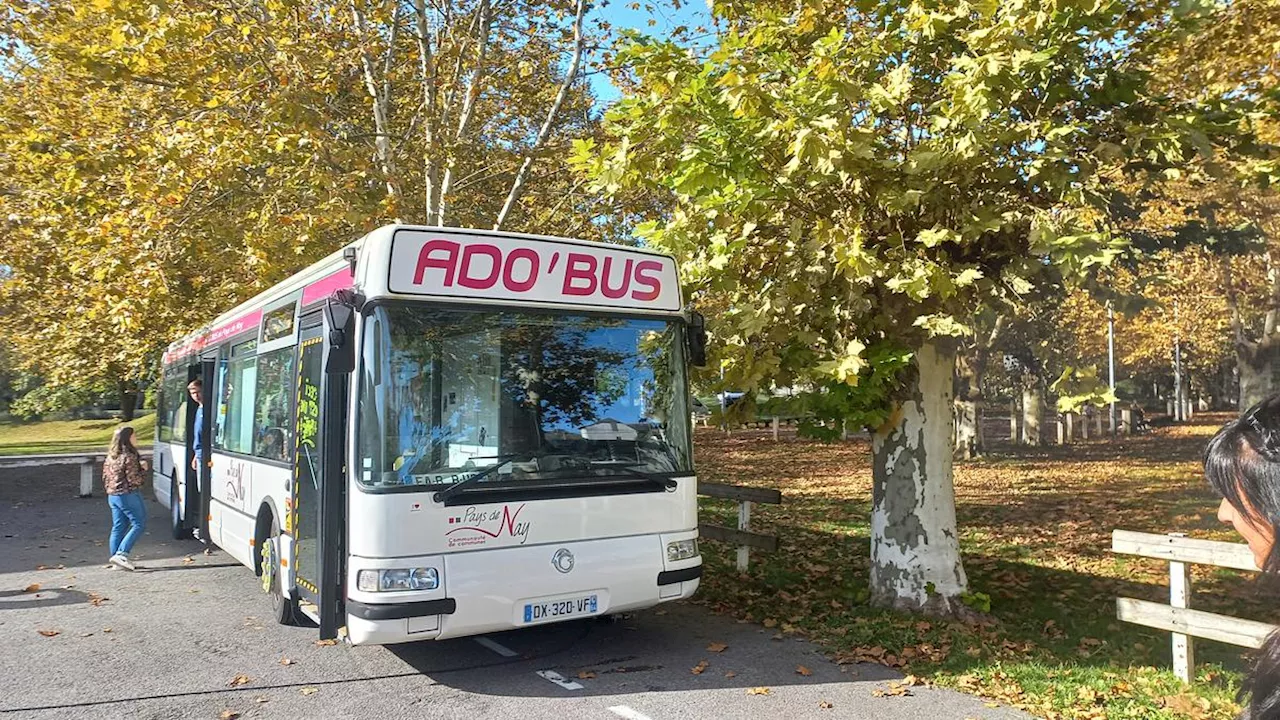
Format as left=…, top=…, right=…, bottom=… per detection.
left=163, top=225, right=683, bottom=365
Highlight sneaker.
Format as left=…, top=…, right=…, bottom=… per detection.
left=110, top=554, right=136, bottom=571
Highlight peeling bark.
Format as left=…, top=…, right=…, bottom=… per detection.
left=953, top=400, right=980, bottom=460
left=952, top=316, right=1003, bottom=459
left=1239, top=342, right=1275, bottom=409
left=870, top=341, right=969, bottom=614
left=1021, top=382, right=1044, bottom=446
left=1227, top=252, right=1280, bottom=409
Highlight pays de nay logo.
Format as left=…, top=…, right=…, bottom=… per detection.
left=223, top=460, right=250, bottom=506
left=445, top=504, right=531, bottom=548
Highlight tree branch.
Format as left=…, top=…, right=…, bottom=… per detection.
left=351, top=0, right=403, bottom=208
left=435, top=0, right=492, bottom=225
left=493, top=0, right=588, bottom=230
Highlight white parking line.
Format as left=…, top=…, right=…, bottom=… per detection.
left=535, top=670, right=584, bottom=690
left=474, top=636, right=518, bottom=657
left=608, top=706, right=655, bottom=720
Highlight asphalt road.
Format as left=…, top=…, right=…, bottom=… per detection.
left=0, top=464, right=1032, bottom=720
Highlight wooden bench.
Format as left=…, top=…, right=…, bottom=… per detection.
left=698, top=481, right=782, bottom=571
left=1112, top=529, right=1277, bottom=682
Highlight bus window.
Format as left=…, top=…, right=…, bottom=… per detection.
left=252, top=346, right=295, bottom=461
left=159, top=371, right=187, bottom=444
left=218, top=340, right=258, bottom=455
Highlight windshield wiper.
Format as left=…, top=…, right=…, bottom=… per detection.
left=431, top=454, right=519, bottom=504
left=591, top=462, right=677, bottom=491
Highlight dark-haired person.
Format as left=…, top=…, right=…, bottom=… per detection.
left=104, top=426, right=148, bottom=571
left=1206, top=397, right=1280, bottom=719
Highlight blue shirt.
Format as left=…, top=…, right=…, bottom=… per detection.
left=193, top=405, right=205, bottom=460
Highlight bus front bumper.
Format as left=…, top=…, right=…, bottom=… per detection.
left=344, top=534, right=701, bottom=646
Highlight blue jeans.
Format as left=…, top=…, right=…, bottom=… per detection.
left=108, top=491, right=147, bottom=557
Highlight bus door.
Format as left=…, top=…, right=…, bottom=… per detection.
left=197, top=355, right=217, bottom=545
left=290, top=325, right=325, bottom=618
left=291, top=317, right=346, bottom=639
left=181, top=359, right=216, bottom=543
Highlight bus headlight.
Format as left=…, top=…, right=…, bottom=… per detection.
left=666, top=539, right=699, bottom=562
left=356, top=567, right=439, bottom=592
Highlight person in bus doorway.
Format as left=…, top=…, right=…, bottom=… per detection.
left=188, top=378, right=205, bottom=472
left=187, top=378, right=208, bottom=544
left=1205, top=395, right=1280, bottom=719
left=104, top=426, right=148, bottom=571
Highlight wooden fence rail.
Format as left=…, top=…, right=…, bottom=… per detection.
left=698, top=481, right=782, bottom=572
left=1111, top=529, right=1277, bottom=682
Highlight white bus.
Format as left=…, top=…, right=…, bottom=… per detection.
left=154, top=225, right=707, bottom=645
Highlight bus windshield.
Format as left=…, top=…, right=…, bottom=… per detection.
left=357, top=305, right=693, bottom=491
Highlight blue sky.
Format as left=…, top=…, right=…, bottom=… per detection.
left=587, top=0, right=715, bottom=103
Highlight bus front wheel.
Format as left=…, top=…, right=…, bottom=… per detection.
left=260, top=516, right=298, bottom=626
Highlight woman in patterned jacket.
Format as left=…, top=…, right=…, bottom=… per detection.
left=104, top=426, right=148, bottom=571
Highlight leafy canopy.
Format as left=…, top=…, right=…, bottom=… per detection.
left=579, top=0, right=1263, bottom=412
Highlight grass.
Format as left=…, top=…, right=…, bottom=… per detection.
left=0, top=413, right=156, bottom=455
left=692, top=417, right=1262, bottom=720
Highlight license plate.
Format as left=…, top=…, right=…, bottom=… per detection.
left=522, top=594, right=599, bottom=624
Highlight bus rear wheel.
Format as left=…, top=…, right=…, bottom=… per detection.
left=170, top=475, right=192, bottom=540
left=260, top=516, right=298, bottom=626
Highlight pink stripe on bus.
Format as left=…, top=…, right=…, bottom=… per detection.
left=301, top=267, right=354, bottom=306
left=163, top=308, right=263, bottom=363
left=165, top=266, right=351, bottom=364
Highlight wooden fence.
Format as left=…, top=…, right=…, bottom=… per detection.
left=1112, top=529, right=1277, bottom=682
left=698, top=481, right=781, bottom=571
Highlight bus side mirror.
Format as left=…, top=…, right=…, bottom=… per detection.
left=324, top=295, right=357, bottom=374
left=688, top=312, right=708, bottom=367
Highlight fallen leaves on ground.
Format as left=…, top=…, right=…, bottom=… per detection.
left=746, top=687, right=771, bottom=696
left=253, top=697, right=270, bottom=704
left=690, top=420, right=1247, bottom=720
left=218, top=711, right=239, bottom=720
left=315, top=639, right=338, bottom=647
left=299, top=687, right=318, bottom=696
left=872, top=682, right=913, bottom=698
left=691, top=660, right=709, bottom=675
left=88, top=592, right=107, bottom=606
left=23, top=584, right=40, bottom=593
left=36, top=629, right=59, bottom=637
left=724, top=671, right=737, bottom=678
left=707, top=642, right=728, bottom=652
left=1161, top=693, right=1214, bottom=718
left=577, top=670, right=596, bottom=680
left=227, top=674, right=252, bottom=687
left=819, top=700, right=833, bottom=709
left=279, top=657, right=295, bottom=666
left=796, top=665, right=812, bottom=676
